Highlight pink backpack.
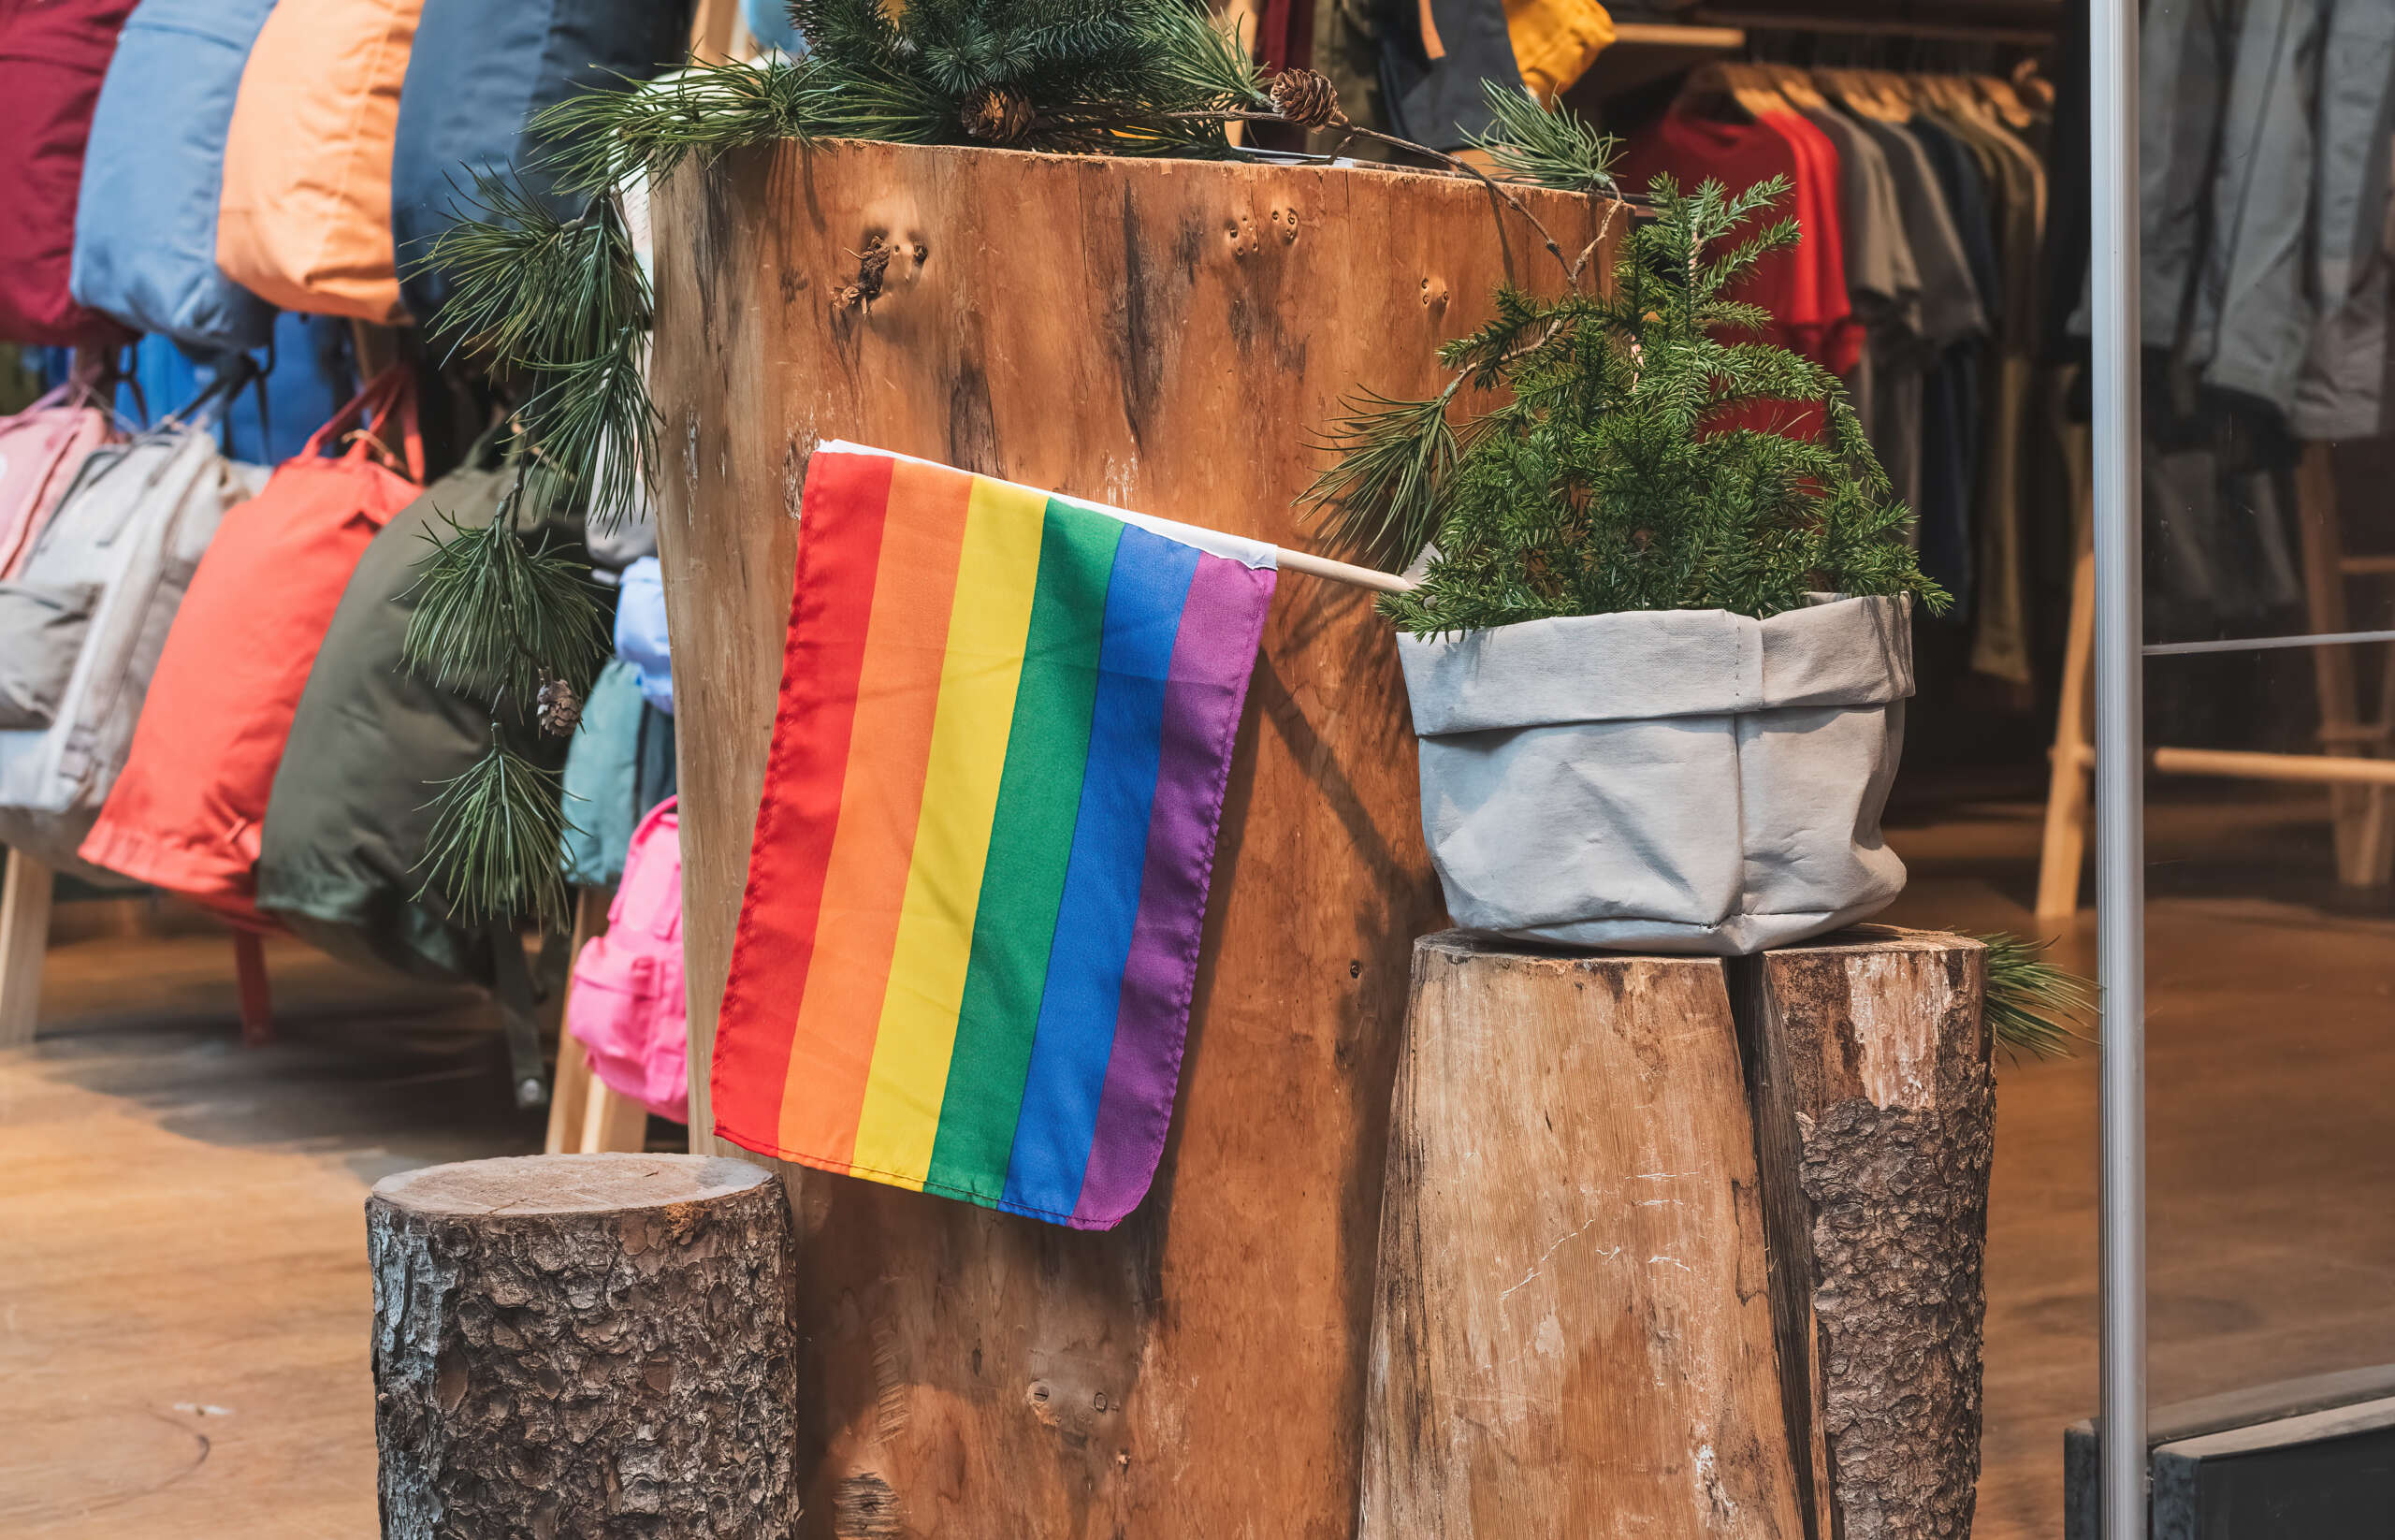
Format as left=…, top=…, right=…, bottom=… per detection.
left=0, top=381, right=118, bottom=578
left=566, top=796, right=687, bottom=1122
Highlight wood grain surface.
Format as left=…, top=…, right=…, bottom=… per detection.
left=646, top=139, right=1617, bottom=1538
left=1361, top=933, right=1809, bottom=1540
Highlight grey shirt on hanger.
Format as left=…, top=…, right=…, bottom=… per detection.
left=1804, top=106, right=1927, bottom=519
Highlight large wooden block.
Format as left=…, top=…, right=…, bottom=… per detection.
left=646, top=140, right=1615, bottom=1538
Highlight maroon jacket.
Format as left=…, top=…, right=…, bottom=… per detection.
left=0, top=0, right=141, bottom=347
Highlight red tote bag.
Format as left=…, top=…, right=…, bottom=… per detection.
left=80, top=366, right=424, bottom=923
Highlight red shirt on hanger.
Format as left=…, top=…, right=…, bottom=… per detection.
left=1618, top=110, right=1859, bottom=373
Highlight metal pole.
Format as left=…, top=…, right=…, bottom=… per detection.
left=2089, top=0, right=2148, bottom=1528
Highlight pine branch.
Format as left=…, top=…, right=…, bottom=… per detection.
left=1299, top=380, right=1468, bottom=570
left=1467, top=80, right=1618, bottom=196
left=1324, top=173, right=1946, bottom=632
left=401, top=501, right=613, bottom=706
left=1978, top=931, right=2097, bottom=1059
left=417, top=735, right=574, bottom=932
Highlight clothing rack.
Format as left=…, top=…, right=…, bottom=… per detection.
left=1693, top=10, right=2056, bottom=45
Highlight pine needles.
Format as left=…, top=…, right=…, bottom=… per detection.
left=419, top=734, right=574, bottom=933
left=1308, top=168, right=1950, bottom=628
left=1469, top=81, right=1618, bottom=196
left=1979, top=931, right=2097, bottom=1060
left=399, top=488, right=609, bottom=927
left=402, top=505, right=613, bottom=706
left=418, top=178, right=654, bottom=531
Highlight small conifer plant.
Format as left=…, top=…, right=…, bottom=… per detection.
left=1307, top=172, right=1951, bottom=635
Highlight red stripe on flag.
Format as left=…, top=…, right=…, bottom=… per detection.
left=710, top=447, right=895, bottom=1149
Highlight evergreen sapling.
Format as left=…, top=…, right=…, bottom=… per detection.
left=1310, top=173, right=1952, bottom=633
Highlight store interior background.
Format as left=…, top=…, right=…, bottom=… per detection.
left=7, top=1, right=2394, bottom=1536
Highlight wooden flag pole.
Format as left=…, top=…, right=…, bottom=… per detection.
left=1274, top=548, right=1420, bottom=594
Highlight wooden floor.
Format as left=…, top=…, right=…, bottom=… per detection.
left=0, top=933, right=542, bottom=1539
left=1878, top=788, right=2395, bottom=1540
left=1, top=786, right=2389, bottom=1538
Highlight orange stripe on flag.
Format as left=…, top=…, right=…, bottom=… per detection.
left=775, top=456, right=978, bottom=1167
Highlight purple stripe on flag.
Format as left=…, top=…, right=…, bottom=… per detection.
left=1070, top=553, right=1277, bottom=1228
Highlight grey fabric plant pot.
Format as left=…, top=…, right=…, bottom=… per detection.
left=1395, top=594, right=1913, bottom=956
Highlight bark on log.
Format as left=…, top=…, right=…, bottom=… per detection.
left=1361, top=933, right=1808, bottom=1540
left=1363, top=929, right=1993, bottom=1540
left=1735, top=927, right=1993, bottom=1540
left=368, top=1155, right=797, bottom=1540
left=646, top=140, right=1616, bottom=1538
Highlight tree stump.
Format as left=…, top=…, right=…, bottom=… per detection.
left=646, top=139, right=1615, bottom=1537
left=1362, top=928, right=1990, bottom=1540
left=1737, top=928, right=1994, bottom=1540
left=368, top=1155, right=797, bottom=1540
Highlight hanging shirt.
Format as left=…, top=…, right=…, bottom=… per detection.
left=1762, top=109, right=1865, bottom=376
left=1618, top=110, right=1856, bottom=370
left=1896, top=117, right=1999, bottom=616
left=1803, top=106, right=1926, bottom=514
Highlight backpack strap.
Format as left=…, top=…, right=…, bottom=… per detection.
left=305, top=365, right=423, bottom=480
left=486, top=919, right=555, bottom=1111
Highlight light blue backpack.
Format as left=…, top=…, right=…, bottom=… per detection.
left=70, top=0, right=280, bottom=356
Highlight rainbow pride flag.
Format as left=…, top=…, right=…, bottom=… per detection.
left=711, top=443, right=1277, bottom=1229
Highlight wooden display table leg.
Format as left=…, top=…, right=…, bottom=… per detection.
left=0, top=849, right=52, bottom=1049
left=231, top=930, right=273, bottom=1047
left=580, top=1081, right=651, bottom=1154
left=368, top=1155, right=796, bottom=1537
left=543, top=887, right=611, bottom=1155
left=1363, top=928, right=1990, bottom=1540
left=2036, top=542, right=2097, bottom=920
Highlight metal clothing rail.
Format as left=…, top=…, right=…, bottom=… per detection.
left=1694, top=9, right=2057, bottom=44
left=2142, top=628, right=2395, bottom=656
left=2088, top=0, right=2149, bottom=1535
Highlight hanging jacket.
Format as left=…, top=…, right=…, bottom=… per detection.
left=391, top=0, right=691, bottom=325
left=565, top=796, right=687, bottom=1123
left=0, top=380, right=119, bottom=581
left=1386, top=0, right=1523, bottom=150
left=71, top=0, right=283, bottom=355
left=2140, top=0, right=2395, bottom=429
left=0, top=393, right=269, bottom=879
left=0, top=0, right=140, bottom=347
left=80, top=369, right=424, bottom=923
left=255, top=428, right=575, bottom=988
left=216, top=0, right=426, bottom=324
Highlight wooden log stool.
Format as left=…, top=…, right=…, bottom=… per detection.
left=368, top=1155, right=798, bottom=1539
left=1362, top=928, right=1991, bottom=1540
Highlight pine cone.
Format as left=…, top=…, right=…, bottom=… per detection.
left=961, top=85, right=1036, bottom=144
left=536, top=673, right=583, bottom=737
left=1270, top=68, right=1346, bottom=131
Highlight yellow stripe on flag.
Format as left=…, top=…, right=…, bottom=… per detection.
left=850, top=476, right=1050, bottom=1185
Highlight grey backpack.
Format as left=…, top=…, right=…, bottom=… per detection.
left=0, top=404, right=268, bottom=879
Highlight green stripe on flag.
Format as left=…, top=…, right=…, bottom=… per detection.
left=924, top=501, right=1123, bottom=1198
